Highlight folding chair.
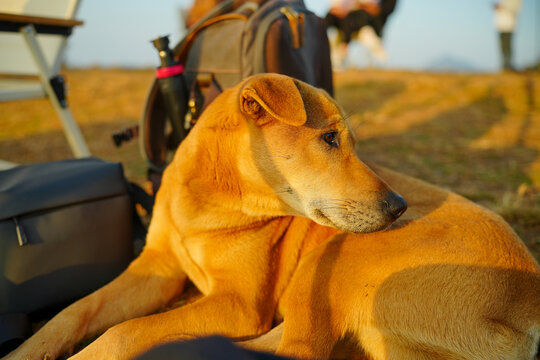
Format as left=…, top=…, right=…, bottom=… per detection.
left=0, top=0, right=90, bottom=170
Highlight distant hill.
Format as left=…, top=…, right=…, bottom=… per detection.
left=424, top=55, right=481, bottom=72
left=525, top=59, right=540, bottom=72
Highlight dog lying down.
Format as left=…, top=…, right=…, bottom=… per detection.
left=5, top=74, right=539, bottom=360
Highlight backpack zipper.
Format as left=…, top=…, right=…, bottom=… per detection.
left=280, top=6, right=305, bottom=49
left=13, top=217, right=28, bottom=246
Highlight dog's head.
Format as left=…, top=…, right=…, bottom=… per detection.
left=229, top=73, right=406, bottom=233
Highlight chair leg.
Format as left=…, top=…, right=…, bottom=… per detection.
left=20, top=24, right=91, bottom=158
left=0, top=160, right=18, bottom=170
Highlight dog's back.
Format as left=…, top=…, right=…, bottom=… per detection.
left=274, top=164, right=540, bottom=360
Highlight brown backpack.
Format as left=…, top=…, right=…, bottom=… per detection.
left=140, top=0, right=333, bottom=193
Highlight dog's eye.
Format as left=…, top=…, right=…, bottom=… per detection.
left=322, top=131, right=339, bottom=148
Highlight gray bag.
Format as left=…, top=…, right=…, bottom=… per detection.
left=0, top=158, right=135, bottom=354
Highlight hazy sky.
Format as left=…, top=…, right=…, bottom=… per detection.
left=65, top=0, right=539, bottom=72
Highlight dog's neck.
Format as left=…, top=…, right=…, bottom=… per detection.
left=158, top=108, right=295, bottom=237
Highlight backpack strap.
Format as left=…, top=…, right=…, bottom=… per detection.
left=247, top=0, right=309, bottom=75
left=127, top=182, right=154, bottom=255
left=140, top=80, right=168, bottom=173
left=252, top=3, right=290, bottom=74
left=247, top=0, right=333, bottom=96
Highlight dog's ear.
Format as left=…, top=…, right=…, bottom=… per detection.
left=240, top=74, right=307, bottom=126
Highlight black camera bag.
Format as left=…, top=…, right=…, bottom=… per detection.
left=0, top=157, right=137, bottom=354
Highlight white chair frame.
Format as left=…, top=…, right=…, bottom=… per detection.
left=0, top=1, right=90, bottom=169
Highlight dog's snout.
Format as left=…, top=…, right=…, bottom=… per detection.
left=383, top=192, right=407, bottom=219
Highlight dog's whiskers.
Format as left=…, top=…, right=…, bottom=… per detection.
left=276, top=187, right=294, bottom=195
left=325, top=199, right=357, bottom=206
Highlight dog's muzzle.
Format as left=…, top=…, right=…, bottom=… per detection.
left=307, top=191, right=407, bottom=234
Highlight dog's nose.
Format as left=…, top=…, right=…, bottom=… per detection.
left=383, top=192, right=407, bottom=219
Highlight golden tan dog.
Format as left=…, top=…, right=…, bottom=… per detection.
left=5, top=73, right=539, bottom=360
left=245, top=163, right=540, bottom=360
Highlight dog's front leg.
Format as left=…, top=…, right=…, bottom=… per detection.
left=4, top=248, right=187, bottom=360
left=68, top=292, right=273, bottom=360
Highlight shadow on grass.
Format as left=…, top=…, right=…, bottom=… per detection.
left=353, top=91, right=539, bottom=258
left=334, top=80, right=406, bottom=115
left=356, top=94, right=535, bottom=188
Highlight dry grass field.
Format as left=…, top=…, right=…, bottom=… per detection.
left=1, top=68, right=539, bottom=261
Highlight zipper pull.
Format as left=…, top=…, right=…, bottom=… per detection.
left=13, top=217, right=28, bottom=246
left=280, top=7, right=304, bottom=49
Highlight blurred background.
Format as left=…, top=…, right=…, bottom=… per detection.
left=64, top=0, right=539, bottom=72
